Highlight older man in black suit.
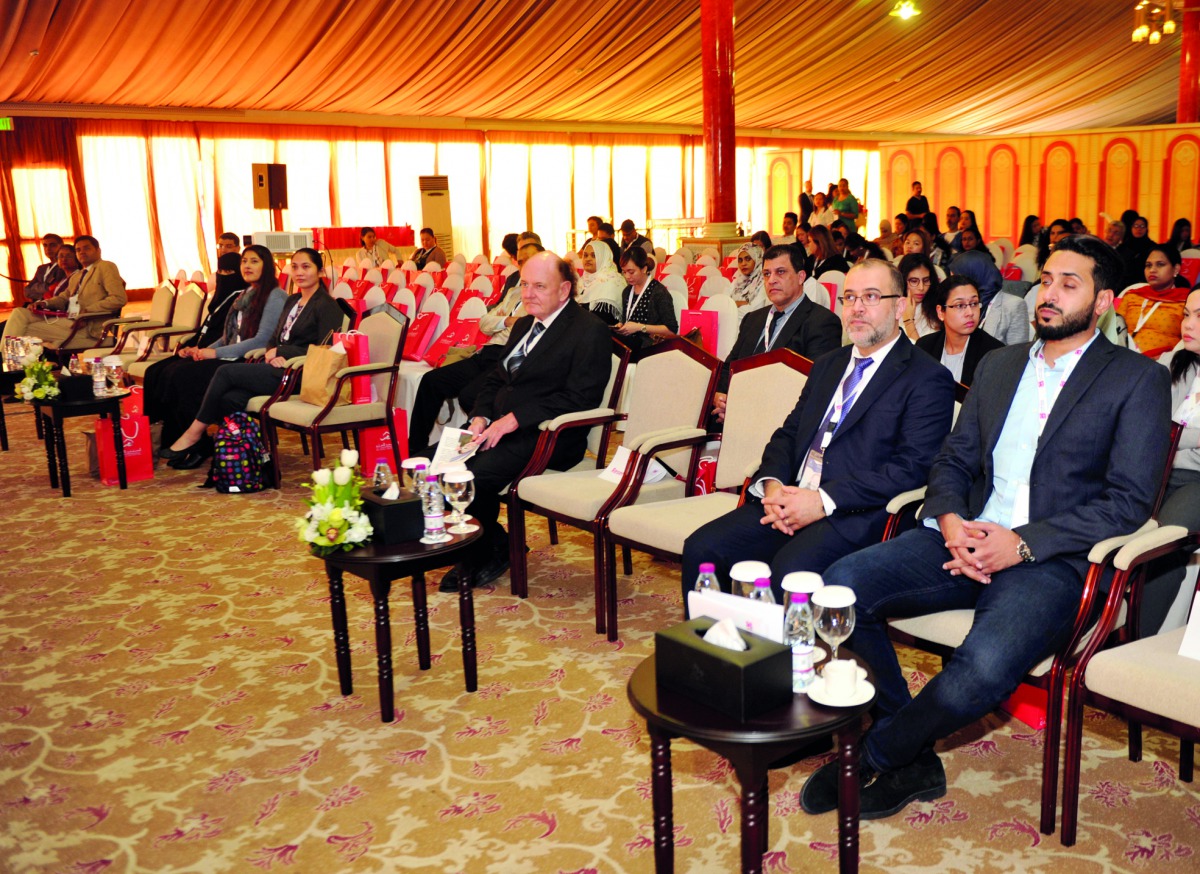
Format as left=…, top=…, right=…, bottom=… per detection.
left=710, top=244, right=842, bottom=425
left=438, top=251, right=611, bottom=590
left=681, top=258, right=956, bottom=605
left=801, top=235, right=1173, bottom=821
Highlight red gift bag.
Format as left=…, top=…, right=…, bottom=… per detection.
left=359, top=408, right=409, bottom=475
left=449, top=290, right=482, bottom=321
left=421, top=318, right=481, bottom=367
left=406, top=282, right=427, bottom=310
left=96, top=414, right=154, bottom=485
left=680, top=309, right=719, bottom=356
left=379, top=282, right=398, bottom=302
left=401, top=312, right=441, bottom=361
left=485, top=274, right=505, bottom=306
left=351, top=279, right=373, bottom=299
left=334, top=331, right=373, bottom=404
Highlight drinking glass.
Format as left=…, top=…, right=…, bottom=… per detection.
left=437, top=461, right=472, bottom=521
left=812, top=585, right=856, bottom=662
left=440, top=471, right=479, bottom=534
left=107, top=363, right=125, bottom=393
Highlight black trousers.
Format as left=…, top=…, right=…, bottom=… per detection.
left=409, top=345, right=505, bottom=446
left=195, top=362, right=287, bottom=425
left=144, top=356, right=237, bottom=449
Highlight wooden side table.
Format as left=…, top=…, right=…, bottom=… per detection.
left=32, top=391, right=128, bottom=497
left=627, top=653, right=875, bottom=874
left=322, top=529, right=483, bottom=723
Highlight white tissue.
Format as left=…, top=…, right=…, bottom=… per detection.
left=381, top=483, right=400, bottom=500
left=702, top=618, right=748, bottom=651
left=331, top=341, right=347, bottom=354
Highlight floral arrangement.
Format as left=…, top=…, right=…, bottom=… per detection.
left=17, top=359, right=61, bottom=401
left=297, top=449, right=373, bottom=557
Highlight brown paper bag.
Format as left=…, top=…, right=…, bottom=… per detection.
left=299, top=345, right=351, bottom=407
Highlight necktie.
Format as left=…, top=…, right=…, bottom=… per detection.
left=798, top=356, right=874, bottom=485
left=755, top=309, right=783, bottom=355
left=508, top=321, right=545, bottom=373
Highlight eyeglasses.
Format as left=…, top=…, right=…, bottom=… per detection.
left=838, top=292, right=902, bottom=306
left=1133, top=222, right=1148, bottom=230
left=944, top=300, right=981, bottom=312
left=906, top=277, right=932, bottom=287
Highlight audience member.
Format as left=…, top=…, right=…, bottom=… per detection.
left=957, top=225, right=989, bottom=257
left=776, top=212, right=798, bottom=245
left=844, top=234, right=888, bottom=264
left=832, top=178, right=861, bottom=229
left=952, top=249, right=1031, bottom=345
left=217, top=232, right=241, bottom=259
left=898, top=253, right=939, bottom=340
left=889, top=214, right=909, bottom=256
left=412, top=228, right=447, bottom=270
left=1166, top=218, right=1193, bottom=254
left=943, top=206, right=961, bottom=245
left=810, top=192, right=835, bottom=227
left=920, top=213, right=954, bottom=265
left=180, top=252, right=247, bottom=351
left=2, top=235, right=126, bottom=350
left=1104, top=220, right=1125, bottom=248
left=1037, top=218, right=1072, bottom=268
left=1070, top=217, right=1089, bottom=235
left=952, top=210, right=979, bottom=251
left=22, top=234, right=66, bottom=304
left=498, top=233, right=519, bottom=267
left=577, top=240, right=625, bottom=324
left=729, top=242, right=766, bottom=311
left=802, top=234, right=1172, bottom=821
left=1118, top=214, right=1157, bottom=290
left=1116, top=244, right=1188, bottom=357
left=875, top=219, right=897, bottom=251
left=45, top=245, right=81, bottom=299
left=618, top=220, right=654, bottom=257
left=357, top=227, right=401, bottom=267
left=805, top=225, right=849, bottom=279
left=1018, top=214, right=1043, bottom=247
left=614, top=247, right=677, bottom=352
left=681, top=258, right=955, bottom=605
left=750, top=230, right=773, bottom=251
left=798, top=181, right=815, bottom=225
left=905, top=181, right=930, bottom=219
left=916, top=275, right=1004, bottom=386
left=579, top=216, right=603, bottom=253
left=596, top=222, right=616, bottom=242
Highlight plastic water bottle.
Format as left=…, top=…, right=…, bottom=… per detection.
left=372, top=461, right=391, bottom=489
left=422, top=473, right=446, bottom=539
left=694, top=562, right=719, bottom=595
left=784, top=592, right=816, bottom=691
left=92, top=360, right=106, bottom=396
left=746, top=577, right=776, bottom=605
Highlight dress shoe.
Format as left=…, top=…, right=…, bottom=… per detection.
left=800, top=758, right=877, bottom=816
left=158, top=441, right=199, bottom=460
left=473, top=553, right=510, bottom=588
left=168, top=448, right=211, bottom=470
left=438, top=564, right=470, bottom=593
left=858, top=748, right=946, bottom=820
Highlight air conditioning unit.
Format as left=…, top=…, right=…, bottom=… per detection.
left=419, top=175, right=454, bottom=259
left=250, top=230, right=313, bottom=254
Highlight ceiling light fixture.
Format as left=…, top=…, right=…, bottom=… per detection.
left=1132, top=0, right=1182, bottom=44
left=889, top=1, right=921, bottom=21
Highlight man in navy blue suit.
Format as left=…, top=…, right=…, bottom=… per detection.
left=680, top=259, right=956, bottom=605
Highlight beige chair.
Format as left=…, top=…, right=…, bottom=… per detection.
left=700, top=294, right=739, bottom=360
left=262, top=309, right=408, bottom=485
left=604, top=350, right=812, bottom=636
left=508, top=339, right=719, bottom=638
left=80, top=280, right=177, bottom=362
left=1061, top=524, right=1200, bottom=846
left=125, top=283, right=209, bottom=381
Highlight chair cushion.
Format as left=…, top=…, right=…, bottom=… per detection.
left=1086, top=628, right=1200, bottom=726
left=126, top=354, right=173, bottom=379
left=608, top=492, right=740, bottom=556
left=246, top=395, right=270, bottom=414
left=517, top=468, right=685, bottom=522
left=269, top=399, right=385, bottom=428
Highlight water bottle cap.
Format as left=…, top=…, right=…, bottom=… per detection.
left=699, top=562, right=715, bottom=573
left=754, top=577, right=770, bottom=588
left=424, top=474, right=438, bottom=482
left=789, top=592, right=808, bottom=603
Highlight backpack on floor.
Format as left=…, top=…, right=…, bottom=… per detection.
left=208, top=412, right=270, bottom=493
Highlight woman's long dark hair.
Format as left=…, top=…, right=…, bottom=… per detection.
left=1019, top=215, right=1041, bottom=246
left=239, top=244, right=280, bottom=339
left=1171, top=289, right=1199, bottom=385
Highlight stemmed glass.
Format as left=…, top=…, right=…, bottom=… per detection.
left=440, top=471, right=479, bottom=534
left=437, top=462, right=473, bottom=522
left=106, top=362, right=125, bottom=394
left=812, top=585, right=856, bottom=662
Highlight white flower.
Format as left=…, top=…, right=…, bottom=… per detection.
left=333, top=466, right=352, bottom=486
left=340, top=449, right=359, bottom=468
left=312, top=468, right=332, bottom=486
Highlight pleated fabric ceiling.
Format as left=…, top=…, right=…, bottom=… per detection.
left=0, top=0, right=1182, bottom=135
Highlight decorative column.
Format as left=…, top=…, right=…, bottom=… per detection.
left=1179, top=10, right=1200, bottom=123
left=701, top=0, right=738, bottom=237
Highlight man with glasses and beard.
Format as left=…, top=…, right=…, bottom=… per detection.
left=800, top=235, right=1172, bottom=821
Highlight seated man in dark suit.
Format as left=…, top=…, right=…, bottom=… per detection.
left=437, top=251, right=612, bottom=591
left=22, top=234, right=67, bottom=305
left=681, top=258, right=956, bottom=605
left=710, top=244, right=842, bottom=425
left=801, top=235, right=1173, bottom=821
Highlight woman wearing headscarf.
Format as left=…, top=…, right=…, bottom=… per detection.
left=949, top=249, right=1031, bottom=346
left=577, top=240, right=625, bottom=325
left=729, top=243, right=765, bottom=312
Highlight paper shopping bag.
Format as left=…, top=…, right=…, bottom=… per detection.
left=96, top=414, right=155, bottom=485
left=360, top=408, right=409, bottom=475
left=421, top=318, right=481, bottom=367
left=401, top=312, right=441, bottom=361
left=334, top=331, right=373, bottom=404
left=679, top=309, right=718, bottom=356
left=299, top=344, right=351, bottom=406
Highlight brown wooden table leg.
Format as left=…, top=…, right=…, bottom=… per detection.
left=739, top=772, right=769, bottom=873
left=326, top=565, right=352, bottom=696
left=648, top=724, right=675, bottom=873
left=41, top=410, right=59, bottom=490
left=836, top=722, right=863, bottom=874
left=109, top=406, right=127, bottom=489
left=0, top=398, right=7, bottom=452
left=458, top=557, right=477, bottom=693
left=53, top=410, right=70, bottom=497
left=367, top=574, right=395, bottom=723
left=411, top=572, right=431, bottom=671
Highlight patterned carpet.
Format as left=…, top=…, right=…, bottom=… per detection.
left=0, top=402, right=1197, bottom=873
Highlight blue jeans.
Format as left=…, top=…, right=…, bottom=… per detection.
left=823, top=526, right=1083, bottom=773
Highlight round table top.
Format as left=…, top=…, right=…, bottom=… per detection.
left=627, top=652, right=875, bottom=746
left=322, top=527, right=483, bottom=568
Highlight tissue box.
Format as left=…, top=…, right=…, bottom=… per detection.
left=359, top=487, right=425, bottom=544
left=655, top=617, right=793, bottom=721
left=55, top=374, right=94, bottom=402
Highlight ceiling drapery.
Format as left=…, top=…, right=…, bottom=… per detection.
left=0, top=1, right=1184, bottom=135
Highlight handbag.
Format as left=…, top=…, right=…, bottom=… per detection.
left=299, top=344, right=351, bottom=406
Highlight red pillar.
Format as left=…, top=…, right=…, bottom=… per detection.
left=1179, top=10, right=1200, bottom=123
left=701, top=0, right=736, bottom=226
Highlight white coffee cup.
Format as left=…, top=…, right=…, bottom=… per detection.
left=823, top=658, right=859, bottom=701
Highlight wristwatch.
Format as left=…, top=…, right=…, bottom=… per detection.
left=1016, top=539, right=1036, bottom=563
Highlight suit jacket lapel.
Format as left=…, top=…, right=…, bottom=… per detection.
left=773, top=297, right=811, bottom=350
left=791, top=346, right=851, bottom=457
left=509, top=301, right=576, bottom=377
left=980, top=342, right=1032, bottom=457
left=1034, top=335, right=1114, bottom=458
left=830, top=335, right=912, bottom=439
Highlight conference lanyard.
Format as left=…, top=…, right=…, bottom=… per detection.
left=625, top=283, right=647, bottom=321
left=1033, top=346, right=1084, bottom=436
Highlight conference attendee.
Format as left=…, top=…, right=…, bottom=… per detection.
left=179, top=251, right=247, bottom=351
left=810, top=192, right=835, bottom=227
left=614, top=247, right=677, bottom=352
left=801, top=235, right=1172, bottom=822
left=888, top=215, right=909, bottom=257
left=832, top=178, right=861, bottom=229
left=916, top=276, right=1004, bottom=387
left=217, top=232, right=241, bottom=259
left=728, top=242, right=766, bottom=312
left=1116, top=245, right=1189, bottom=357
left=1018, top=215, right=1043, bottom=247
left=709, top=244, right=841, bottom=424
left=357, top=227, right=401, bottom=267
left=149, top=245, right=286, bottom=454
left=45, top=245, right=81, bottom=299
left=898, top=253, right=939, bottom=341
left=680, top=258, right=955, bottom=605
left=798, top=182, right=814, bottom=225
left=577, top=239, right=625, bottom=324
left=578, top=215, right=603, bottom=254
left=497, top=233, right=519, bottom=267
left=160, top=248, right=343, bottom=470
left=1104, top=219, right=1125, bottom=249
left=905, top=181, right=930, bottom=219
left=952, top=249, right=1032, bottom=346
left=22, top=234, right=66, bottom=304
left=776, top=212, right=798, bottom=246
left=957, top=225, right=989, bottom=257
left=437, top=251, right=612, bottom=590
left=1166, top=218, right=1193, bottom=254
left=596, top=222, right=616, bottom=242
left=750, top=230, right=773, bottom=252
left=952, top=210, right=979, bottom=251
left=1070, top=217, right=1089, bottom=236
left=409, top=243, right=542, bottom=447
left=412, top=228, right=447, bottom=270
left=943, top=206, right=961, bottom=245
left=920, top=213, right=954, bottom=265
left=875, top=219, right=897, bottom=252
left=805, top=225, right=849, bottom=280
left=1117, top=214, right=1157, bottom=290
left=1037, top=218, right=1072, bottom=269
left=618, top=220, right=654, bottom=257
left=844, top=234, right=889, bottom=264
left=2, top=235, right=126, bottom=349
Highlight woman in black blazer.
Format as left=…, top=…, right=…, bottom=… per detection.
left=160, top=248, right=346, bottom=469
left=614, top=247, right=678, bottom=352
left=805, top=224, right=850, bottom=279
left=916, top=275, right=1005, bottom=387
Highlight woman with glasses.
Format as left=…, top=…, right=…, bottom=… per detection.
left=915, top=276, right=1004, bottom=387
left=898, top=253, right=938, bottom=341
left=950, top=249, right=1032, bottom=346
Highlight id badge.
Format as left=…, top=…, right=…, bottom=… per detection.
left=1012, top=482, right=1031, bottom=528
left=798, top=447, right=824, bottom=490
left=67, top=296, right=81, bottom=317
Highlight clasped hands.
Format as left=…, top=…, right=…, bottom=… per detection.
left=938, top=513, right=1022, bottom=584
left=759, top=480, right=825, bottom=535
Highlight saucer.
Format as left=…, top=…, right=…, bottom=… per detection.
left=806, top=677, right=875, bottom=708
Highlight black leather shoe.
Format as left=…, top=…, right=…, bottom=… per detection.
left=473, top=553, right=510, bottom=588
left=157, top=444, right=187, bottom=460
left=168, top=449, right=211, bottom=470
left=859, top=749, right=946, bottom=820
left=800, top=758, right=877, bottom=815
left=438, top=565, right=466, bottom=593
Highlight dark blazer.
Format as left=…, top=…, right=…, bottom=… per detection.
left=922, top=335, right=1173, bottom=577
left=472, top=299, right=612, bottom=463
left=620, top=278, right=678, bottom=353
left=811, top=256, right=850, bottom=280
left=272, top=287, right=345, bottom=359
left=717, top=297, right=842, bottom=393
left=755, top=333, right=956, bottom=548
left=915, top=328, right=1005, bottom=388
